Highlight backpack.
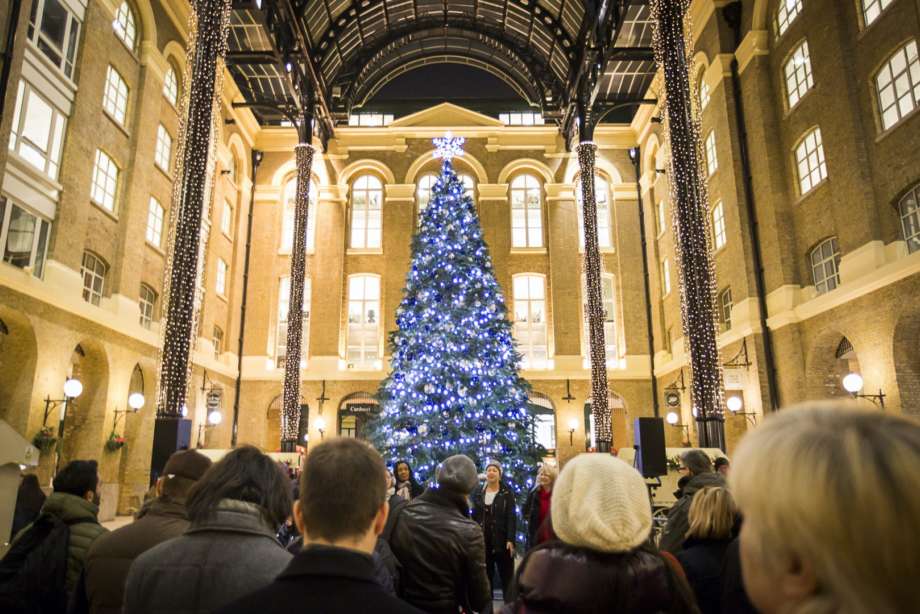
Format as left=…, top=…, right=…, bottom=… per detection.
left=0, top=513, right=89, bottom=613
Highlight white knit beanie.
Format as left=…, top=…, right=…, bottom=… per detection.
left=551, top=453, right=652, bottom=553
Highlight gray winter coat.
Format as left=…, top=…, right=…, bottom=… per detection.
left=659, top=472, right=726, bottom=554
left=123, top=499, right=291, bottom=614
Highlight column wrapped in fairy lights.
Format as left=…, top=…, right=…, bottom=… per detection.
left=651, top=0, right=726, bottom=449
left=155, top=0, right=232, bottom=417
left=281, top=143, right=315, bottom=437
left=576, top=141, right=613, bottom=452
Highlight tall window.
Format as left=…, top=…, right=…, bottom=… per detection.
left=898, top=184, right=920, bottom=253
left=221, top=200, right=233, bottom=237
left=216, top=258, right=227, bottom=296
left=705, top=131, right=718, bottom=176
left=712, top=201, right=727, bottom=250
left=139, top=283, right=156, bottom=329
left=719, top=287, right=733, bottom=331
left=0, top=197, right=50, bottom=278
left=416, top=173, right=437, bottom=223
left=875, top=40, right=920, bottom=131
left=163, top=67, right=179, bottom=106
left=81, top=252, right=107, bottom=306
left=113, top=2, right=137, bottom=51
left=91, top=150, right=119, bottom=212
left=775, top=0, right=803, bottom=37
left=795, top=128, right=827, bottom=195
left=698, top=78, right=711, bottom=110
left=9, top=81, right=67, bottom=180
left=103, top=66, right=129, bottom=126
left=576, top=175, right=613, bottom=250
left=582, top=273, right=619, bottom=363
left=528, top=395, right=556, bottom=451
left=784, top=40, right=814, bottom=109
left=146, top=197, right=164, bottom=246
left=275, top=276, right=311, bottom=368
left=510, top=174, right=543, bottom=248
left=862, top=0, right=894, bottom=27
left=349, top=175, right=382, bottom=249
left=154, top=125, right=172, bottom=172
left=28, top=0, right=81, bottom=78
left=346, top=275, right=380, bottom=368
left=661, top=258, right=671, bottom=296
left=499, top=112, right=545, bottom=125
left=212, top=326, right=224, bottom=359
left=657, top=201, right=667, bottom=236
left=281, top=178, right=318, bottom=253
left=810, top=237, right=841, bottom=295
left=513, top=274, right=548, bottom=368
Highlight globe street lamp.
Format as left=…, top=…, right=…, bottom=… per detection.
left=666, top=411, right=690, bottom=446
left=726, top=394, right=757, bottom=425
left=842, top=372, right=886, bottom=408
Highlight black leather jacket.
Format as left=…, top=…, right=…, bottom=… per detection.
left=470, top=482, right=517, bottom=553
left=389, top=487, right=491, bottom=614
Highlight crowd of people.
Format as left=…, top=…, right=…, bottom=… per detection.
left=2, top=401, right=919, bottom=613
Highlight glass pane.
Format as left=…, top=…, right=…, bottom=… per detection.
left=40, top=0, right=69, bottom=49
left=34, top=220, right=48, bottom=277
left=4, top=205, right=37, bottom=268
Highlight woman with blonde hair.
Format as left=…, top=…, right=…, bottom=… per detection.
left=522, top=462, right=558, bottom=550
left=730, top=403, right=920, bottom=614
left=676, top=486, right=737, bottom=613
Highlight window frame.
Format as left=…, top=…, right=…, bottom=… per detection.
left=719, top=287, right=733, bottom=331
left=221, top=199, right=233, bottom=238
left=774, top=0, right=804, bottom=38
left=861, top=0, right=895, bottom=28
left=8, top=80, right=67, bottom=180
left=81, top=251, right=107, bottom=306
left=698, top=75, right=711, bottom=111
left=102, top=65, right=129, bottom=127
left=510, top=174, right=544, bottom=249
left=139, top=283, right=156, bottom=329
left=810, top=237, right=842, bottom=295
left=794, top=127, right=828, bottom=196
left=512, top=273, right=550, bottom=369
left=657, top=201, right=667, bottom=237
left=712, top=201, right=727, bottom=251
left=576, top=174, right=614, bottom=251
left=154, top=124, right=173, bottom=174
left=783, top=39, right=815, bottom=110
left=146, top=196, right=164, bottom=247
left=705, top=131, right=718, bottom=177
left=113, top=2, right=138, bottom=52
left=275, top=276, right=311, bottom=368
left=898, top=184, right=920, bottom=253
left=215, top=257, right=228, bottom=297
left=348, top=175, right=383, bottom=251
left=345, top=274, right=382, bottom=369
left=91, top=149, right=120, bottom=213
left=212, top=325, right=224, bottom=359
left=661, top=258, right=672, bottom=296
left=163, top=66, right=179, bottom=107
left=0, top=197, right=50, bottom=278
left=28, top=0, right=82, bottom=79
left=874, top=39, right=920, bottom=133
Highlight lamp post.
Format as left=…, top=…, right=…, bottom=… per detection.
left=842, top=373, right=886, bottom=408
left=45, top=378, right=83, bottom=474
left=111, top=392, right=146, bottom=433
left=567, top=417, right=578, bottom=446
left=666, top=411, right=691, bottom=446
left=197, top=409, right=223, bottom=448
left=315, top=416, right=327, bottom=440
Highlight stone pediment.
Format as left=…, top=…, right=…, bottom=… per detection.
left=387, top=103, right=504, bottom=128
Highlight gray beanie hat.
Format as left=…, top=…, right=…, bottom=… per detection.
left=437, top=455, right=478, bottom=494
left=486, top=459, right=502, bottom=474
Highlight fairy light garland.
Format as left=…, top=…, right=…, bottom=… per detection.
left=155, top=0, right=232, bottom=418
left=651, top=0, right=725, bottom=448
left=281, top=143, right=316, bottom=438
left=576, top=141, right=613, bottom=452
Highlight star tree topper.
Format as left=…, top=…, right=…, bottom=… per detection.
left=433, top=132, right=465, bottom=160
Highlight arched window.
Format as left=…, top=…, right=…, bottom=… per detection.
left=576, top=174, right=613, bottom=250
left=102, top=66, right=129, bottom=126
left=783, top=40, right=814, bottom=109
left=698, top=77, right=710, bottom=110
left=139, top=283, right=156, bottom=329
left=346, top=275, right=381, bottom=369
left=510, top=174, right=543, bottom=248
left=513, top=274, right=548, bottom=368
left=582, top=273, right=619, bottom=364
left=281, top=178, right=318, bottom=253
left=81, top=251, right=107, bottom=306
left=350, top=175, right=383, bottom=249
left=416, top=173, right=437, bottom=223
left=875, top=40, right=919, bottom=131
left=862, top=0, right=894, bottom=27
left=775, top=0, right=803, bottom=37
left=794, top=127, right=827, bottom=195
left=898, top=184, right=920, bottom=253
left=113, top=2, right=137, bottom=51
left=276, top=276, right=311, bottom=368
left=163, top=67, right=179, bottom=106
left=810, top=237, right=841, bottom=294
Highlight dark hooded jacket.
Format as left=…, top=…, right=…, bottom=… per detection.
left=470, top=481, right=517, bottom=552
left=659, top=472, right=726, bottom=554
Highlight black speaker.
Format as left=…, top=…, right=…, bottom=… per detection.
left=150, top=417, right=193, bottom=485
left=633, top=417, right=667, bottom=478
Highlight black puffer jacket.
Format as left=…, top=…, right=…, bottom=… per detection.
left=660, top=472, right=726, bottom=554
left=504, top=541, right=700, bottom=614
left=470, top=482, right=517, bottom=552
left=389, top=487, right=490, bottom=614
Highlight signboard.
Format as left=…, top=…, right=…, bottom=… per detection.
left=345, top=403, right=378, bottom=414
left=206, top=388, right=223, bottom=411
left=723, top=368, right=745, bottom=390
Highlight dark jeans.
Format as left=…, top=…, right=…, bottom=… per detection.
left=485, top=545, right=514, bottom=603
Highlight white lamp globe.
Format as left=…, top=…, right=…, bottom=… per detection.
left=726, top=396, right=743, bottom=413
left=63, top=378, right=83, bottom=399
left=315, top=416, right=327, bottom=431
left=128, top=392, right=145, bottom=411
left=180, top=404, right=188, bottom=418
left=843, top=372, right=864, bottom=394
left=666, top=411, right=679, bottom=425
left=567, top=418, right=579, bottom=430
left=207, top=410, right=223, bottom=426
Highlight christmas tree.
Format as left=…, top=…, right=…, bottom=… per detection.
left=366, top=135, right=542, bottom=495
